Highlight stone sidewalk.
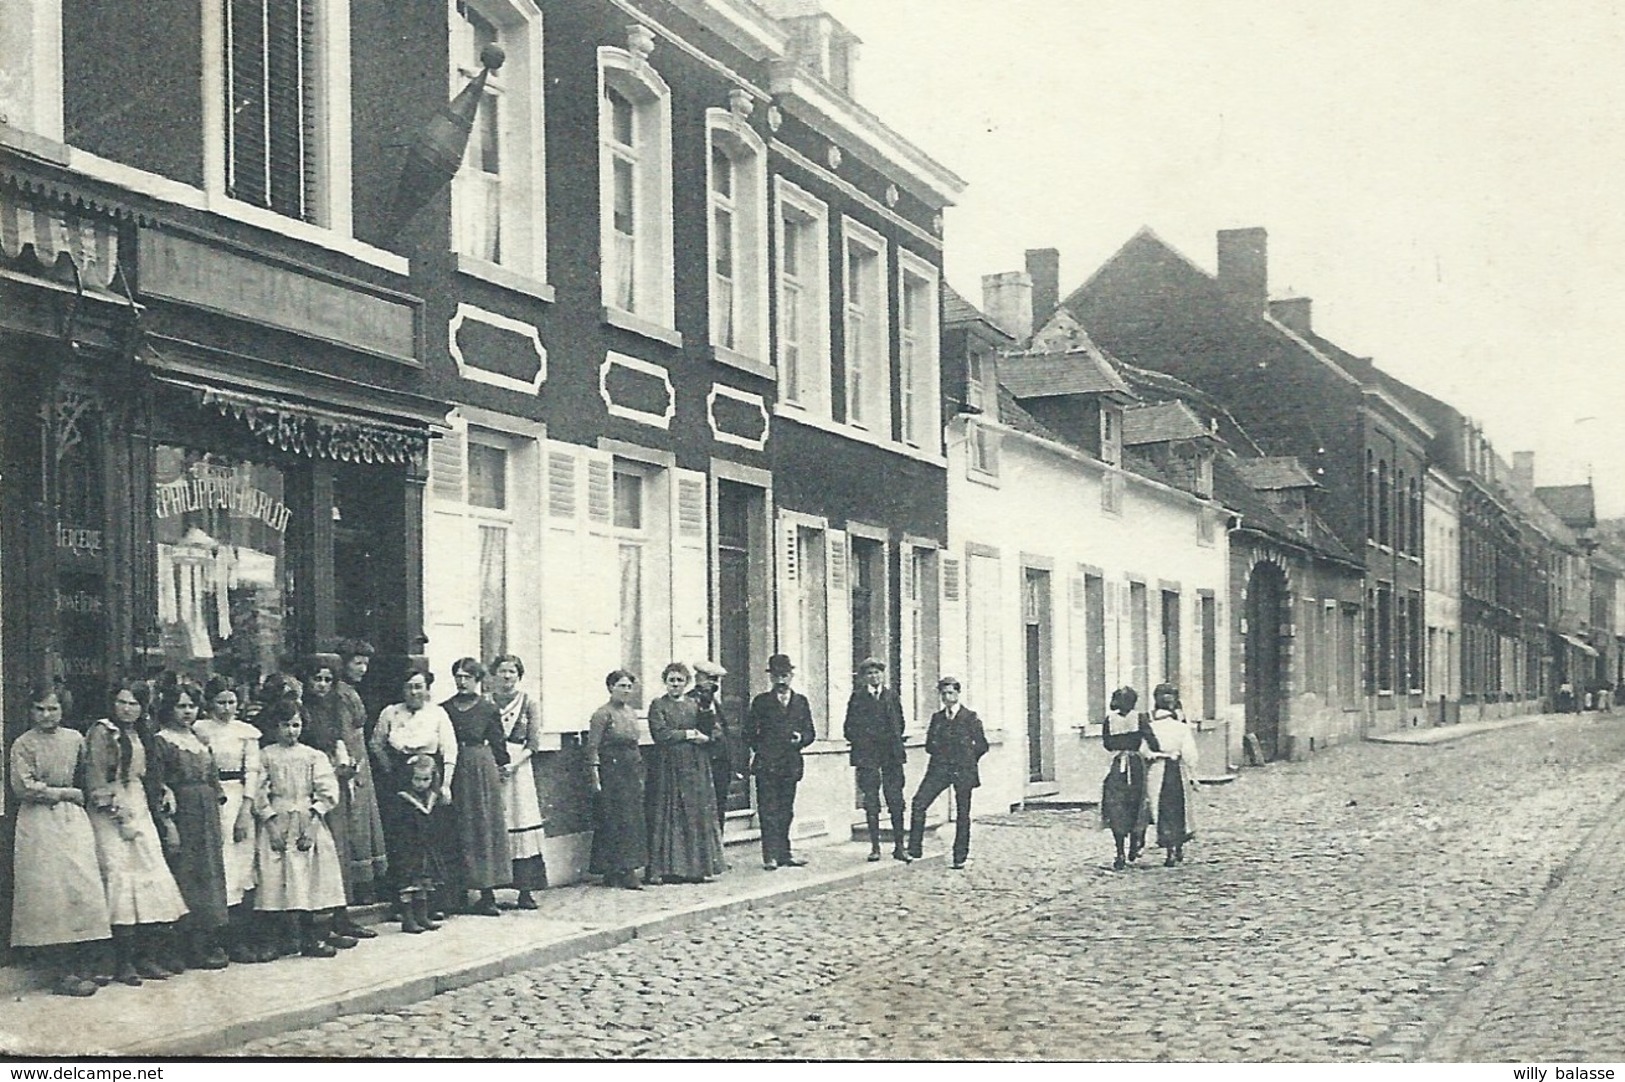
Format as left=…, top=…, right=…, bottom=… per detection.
left=1365, top=710, right=1573, bottom=745
left=0, top=841, right=936, bottom=1057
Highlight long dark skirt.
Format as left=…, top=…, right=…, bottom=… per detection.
left=1156, top=761, right=1193, bottom=849
left=1100, top=754, right=1149, bottom=837
left=646, top=743, right=725, bottom=881
left=589, top=745, right=647, bottom=876
left=168, top=780, right=229, bottom=929
left=451, top=745, right=511, bottom=890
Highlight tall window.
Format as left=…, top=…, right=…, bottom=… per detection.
left=599, top=48, right=673, bottom=327
left=898, top=252, right=941, bottom=449
left=706, top=111, right=767, bottom=362
left=225, top=0, right=324, bottom=222
left=841, top=218, right=887, bottom=431
left=775, top=179, right=830, bottom=414
left=450, top=0, right=545, bottom=279
left=467, top=439, right=510, bottom=661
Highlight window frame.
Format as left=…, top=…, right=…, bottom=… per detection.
left=839, top=216, right=889, bottom=434
left=773, top=177, right=832, bottom=416
left=896, top=248, right=941, bottom=451
left=447, top=0, right=547, bottom=285
left=597, top=46, right=674, bottom=331
left=704, top=108, right=768, bottom=366
left=205, top=0, right=353, bottom=232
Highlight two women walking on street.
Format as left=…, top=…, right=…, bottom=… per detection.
left=1101, top=682, right=1200, bottom=869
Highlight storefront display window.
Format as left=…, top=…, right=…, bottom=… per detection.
left=152, top=445, right=290, bottom=686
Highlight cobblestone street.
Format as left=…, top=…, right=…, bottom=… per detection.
left=235, top=712, right=1625, bottom=1061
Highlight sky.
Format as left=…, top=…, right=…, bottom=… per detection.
left=821, top=0, right=1625, bottom=516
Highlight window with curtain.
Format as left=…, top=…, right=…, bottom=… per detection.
left=225, top=0, right=321, bottom=223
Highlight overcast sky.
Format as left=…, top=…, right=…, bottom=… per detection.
left=822, top=0, right=1625, bottom=516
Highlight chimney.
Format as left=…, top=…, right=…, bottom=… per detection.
left=1025, top=248, right=1060, bottom=327
left=1512, top=451, right=1535, bottom=490
left=1217, top=227, right=1268, bottom=313
left=1269, top=296, right=1312, bottom=335
left=981, top=270, right=1033, bottom=344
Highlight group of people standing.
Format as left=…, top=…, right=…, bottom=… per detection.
left=6, top=641, right=551, bottom=996
left=584, top=652, right=993, bottom=888
left=1099, top=683, right=1201, bottom=869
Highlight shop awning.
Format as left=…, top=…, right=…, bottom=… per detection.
left=1558, top=633, right=1599, bottom=658
left=1, top=192, right=120, bottom=290
left=154, top=374, right=439, bottom=466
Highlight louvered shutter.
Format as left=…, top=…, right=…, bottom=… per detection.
left=1068, top=574, right=1090, bottom=727
left=540, top=443, right=583, bottom=731
left=424, top=414, right=478, bottom=682
left=826, top=529, right=852, bottom=729
left=776, top=517, right=802, bottom=663
left=579, top=449, right=619, bottom=696
left=671, top=469, right=710, bottom=666
left=939, top=554, right=966, bottom=686
left=898, top=545, right=918, bottom=728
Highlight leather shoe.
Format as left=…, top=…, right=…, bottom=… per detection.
left=893, top=849, right=912, bottom=863
left=471, top=899, right=502, bottom=917
left=781, top=856, right=808, bottom=867
left=341, top=923, right=378, bottom=940
left=327, top=932, right=360, bottom=950
left=761, top=861, right=779, bottom=871
left=950, top=861, right=966, bottom=870
left=906, top=848, right=923, bottom=860
left=866, top=850, right=882, bottom=862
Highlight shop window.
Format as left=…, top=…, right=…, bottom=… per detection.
left=152, top=446, right=291, bottom=687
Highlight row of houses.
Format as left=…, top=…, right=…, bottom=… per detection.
left=1, top=0, right=1617, bottom=943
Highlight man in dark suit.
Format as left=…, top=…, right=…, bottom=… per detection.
left=745, top=653, right=817, bottom=870
left=843, top=657, right=910, bottom=863
left=906, top=675, right=990, bottom=870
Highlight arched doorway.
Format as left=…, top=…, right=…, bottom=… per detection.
left=1245, top=561, right=1288, bottom=761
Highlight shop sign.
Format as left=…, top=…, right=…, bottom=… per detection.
left=155, top=467, right=292, bottom=533
left=137, top=229, right=419, bottom=364
left=56, top=524, right=103, bottom=555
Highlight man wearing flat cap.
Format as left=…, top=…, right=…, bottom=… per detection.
left=689, top=660, right=741, bottom=830
left=907, top=676, right=989, bottom=870
left=745, top=654, right=817, bottom=870
left=843, top=657, right=910, bottom=862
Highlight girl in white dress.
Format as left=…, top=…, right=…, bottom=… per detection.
left=9, top=685, right=111, bottom=996
left=490, top=654, right=547, bottom=907
left=253, top=699, right=347, bottom=958
left=193, top=676, right=265, bottom=962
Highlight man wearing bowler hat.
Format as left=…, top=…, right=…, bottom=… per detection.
left=843, top=657, right=910, bottom=862
left=907, top=676, right=990, bottom=870
left=745, top=654, right=817, bottom=870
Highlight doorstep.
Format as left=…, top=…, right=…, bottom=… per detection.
left=0, top=835, right=943, bottom=1057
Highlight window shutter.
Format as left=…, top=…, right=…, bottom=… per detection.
left=579, top=447, right=620, bottom=700
left=938, top=554, right=966, bottom=687
left=898, top=543, right=917, bottom=727
left=776, top=517, right=802, bottom=664
left=1069, top=574, right=1090, bottom=726
left=540, top=443, right=584, bottom=732
left=587, top=458, right=613, bottom=524
left=424, top=414, right=477, bottom=678
left=671, top=469, right=710, bottom=665
left=826, top=529, right=852, bottom=719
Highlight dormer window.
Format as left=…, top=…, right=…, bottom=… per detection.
left=1100, top=406, right=1122, bottom=467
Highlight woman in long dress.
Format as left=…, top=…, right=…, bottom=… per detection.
left=1099, top=685, right=1152, bottom=870
left=334, top=657, right=388, bottom=903
left=489, top=654, right=546, bottom=907
left=195, top=677, right=266, bottom=962
left=441, top=658, right=510, bottom=916
left=84, top=679, right=188, bottom=985
left=370, top=670, right=457, bottom=907
left=1145, top=683, right=1200, bottom=867
left=10, top=685, right=111, bottom=996
left=586, top=670, right=647, bottom=890
left=645, top=662, right=725, bottom=884
left=151, top=679, right=230, bottom=969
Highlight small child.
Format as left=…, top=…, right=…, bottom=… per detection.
left=9, top=685, right=112, bottom=995
left=253, top=699, right=348, bottom=957
left=393, top=754, right=452, bottom=934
